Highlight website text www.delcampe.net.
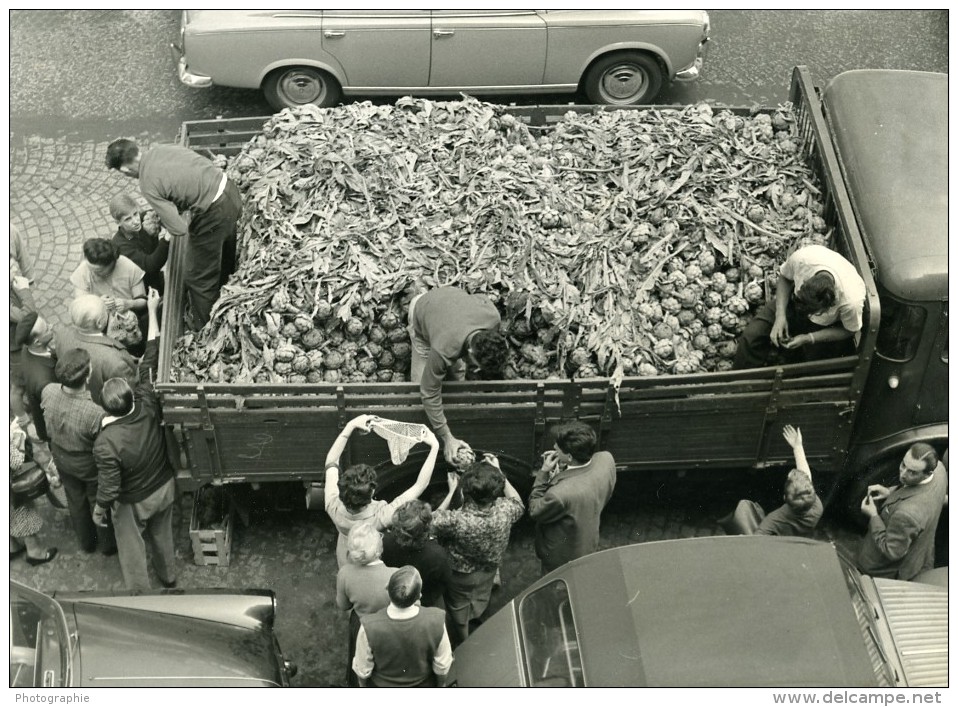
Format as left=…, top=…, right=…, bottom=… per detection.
left=773, top=692, right=943, bottom=705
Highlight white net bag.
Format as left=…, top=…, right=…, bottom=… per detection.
left=369, top=418, right=430, bottom=465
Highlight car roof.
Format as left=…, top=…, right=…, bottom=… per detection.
left=822, top=70, right=947, bottom=302
left=556, top=536, right=878, bottom=686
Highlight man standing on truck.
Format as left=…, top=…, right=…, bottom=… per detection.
left=105, top=138, right=241, bottom=329
left=857, top=443, right=947, bottom=581
left=528, top=421, right=617, bottom=575
left=407, top=286, right=508, bottom=464
left=732, top=244, right=866, bottom=369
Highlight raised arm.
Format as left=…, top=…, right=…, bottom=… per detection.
left=387, top=428, right=441, bottom=509
left=782, top=424, right=810, bottom=479
left=324, top=414, right=374, bottom=469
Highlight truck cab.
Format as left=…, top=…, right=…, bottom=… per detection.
left=822, top=70, right=948, bottom=500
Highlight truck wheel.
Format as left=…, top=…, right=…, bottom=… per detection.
left=263, top=66, right=341, bottom=111
left=583, top=52, right=663, bottom=105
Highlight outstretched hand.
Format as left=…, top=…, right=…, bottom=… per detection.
left=443, top=436, right=468, bottom=465
left=782, top=424, right=802, bottom=449
left=348, top=414, right=377, bottom=433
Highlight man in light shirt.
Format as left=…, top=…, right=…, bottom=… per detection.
left=105, top=138, right=241, bottom=329
left=733, top=244, right=866, bottom=369
left=353, top=565, right=453, bottom=687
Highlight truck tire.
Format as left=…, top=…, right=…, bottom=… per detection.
left=263, top=66, right=342, bottom=111
left=583, top=51, right=663, bottom=106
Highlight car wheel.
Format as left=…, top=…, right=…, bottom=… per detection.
left=583, top=52, right=663, bottom=106
left=263, top=66, right=342, bottom=111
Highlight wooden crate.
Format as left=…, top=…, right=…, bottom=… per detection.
left=189, top=488, right=234, bottom=566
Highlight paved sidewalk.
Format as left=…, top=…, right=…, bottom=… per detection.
left=10, top=133, right=166, bottom=327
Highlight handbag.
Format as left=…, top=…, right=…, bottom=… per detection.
left=11, top=460, right=50, bottom=506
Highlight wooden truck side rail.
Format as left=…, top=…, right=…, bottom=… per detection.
left=159, top=66, right=878, bottom=497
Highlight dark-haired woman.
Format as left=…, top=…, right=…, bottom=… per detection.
left=381, top=499, right=451, bottom=609
left=432, top=455, right=524, bottom=646
left=324, top=414, right=440, bottom=568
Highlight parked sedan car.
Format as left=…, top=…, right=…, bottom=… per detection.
left=9, top=580, right=297, bottom=687
left=172, top=9, right=710, bottom=110
left=448, top=537, right=947, bottom=687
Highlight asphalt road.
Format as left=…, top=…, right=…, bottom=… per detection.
left=9, top=9, right=949, bottom=139
left=7, top=9, right=948, bottom=689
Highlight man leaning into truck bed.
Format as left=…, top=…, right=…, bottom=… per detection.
left=407, top=286, right=508, bottom=465
left=732, top=244, right=866, bottom=369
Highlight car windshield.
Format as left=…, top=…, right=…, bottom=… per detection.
left=516, top=579, right=585, bottom=687
left=837, top=560, right=895, bottom=687
left=10, top=581, right=72, bottom=687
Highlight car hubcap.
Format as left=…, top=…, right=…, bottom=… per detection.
left=601, top=64, right=647, bottom=102
left=280, top=71, right=324, bottom=104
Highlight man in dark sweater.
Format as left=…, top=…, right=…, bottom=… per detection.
left=529, top=421, right=617, bottom=576
left=407, top=286, right=507, bottom=464
left=353, top=566, right=453, bottom=687
left=93, top=288, right=176, bottom=590
left=109, top=193, right=170, bottom=296
left=105, top=139, right=242, bottom=328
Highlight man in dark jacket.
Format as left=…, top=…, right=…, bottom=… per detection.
left=93, top=288, right=176, bottom=590
left=857, top=443, right=948, bottom=581
left=528, top=421, right=616, bottom=575
left=16, top=311, right=57, bottom=442
left=53, top=294, right=137, bottom=407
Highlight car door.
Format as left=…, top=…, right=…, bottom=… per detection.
left=321, top=9, right=430, bottom=88
left=429, top=9, right=547, bottom=88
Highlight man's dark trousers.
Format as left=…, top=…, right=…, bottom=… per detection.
left=185, top=180, right=241, bottom=328
left=732, top=300, right=855, bottom=369
left=59, top=471, right=117, bottom=555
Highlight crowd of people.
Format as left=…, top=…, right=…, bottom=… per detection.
left=9, top=139, right=947, bottom=687
left=9, top=136, right=242, bottom=582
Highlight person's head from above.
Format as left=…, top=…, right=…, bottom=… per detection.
left=783, top=469, right=817, bottom=513
left=552, top=420, right=597, bottom=467
left=460, top=460, right=505, bottom=508
left=101, top=377, right=135, bottom=417
left=105, top=138, right=141, bottom=178
left=389, top=499, right=432, bottom=551
left=15, top=311, right=54, bottom=349
left=899, top=443, right=939, bottom=487
left=70, top=294, right=109, bottom=334
left=109, top=194, right=142, bottom=236
left=82, top=238, right=119, bottom=279
left=387, top=565, right=423, bottom=609
left=345, top=522, right=383, bottom=567
left=339, top=463, right=378, bottom=514
left=55, top=348, right=92, bottom=389
left=466, top=329, right=508, bottom=379
left=794, top=271, right=837, bottom=316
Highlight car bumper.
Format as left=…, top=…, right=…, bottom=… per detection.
left=171, top=43, right=212, bottom=88
left=675, top=31, right=710, bottom=83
